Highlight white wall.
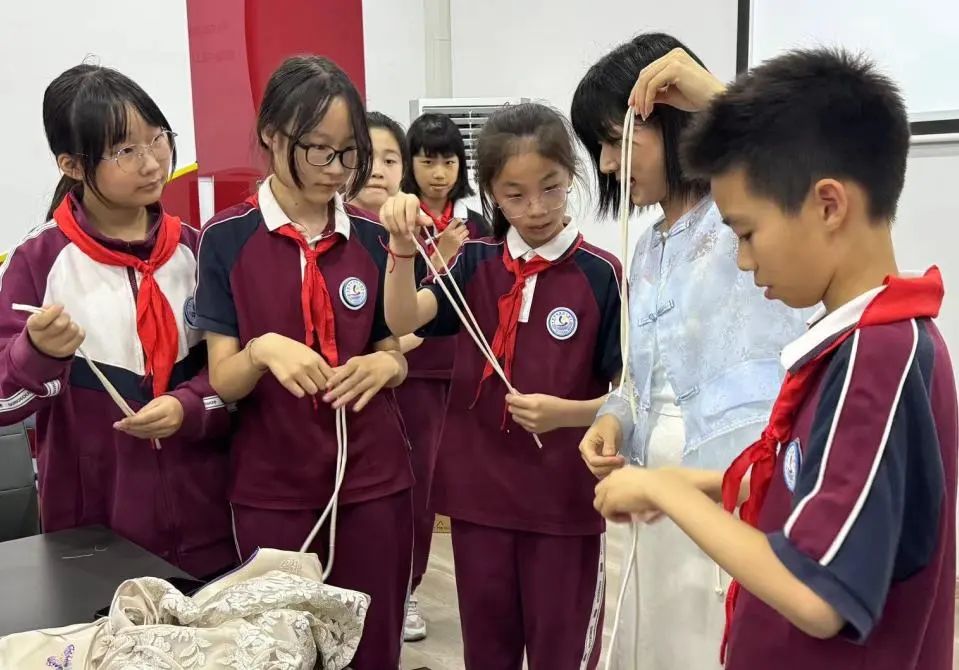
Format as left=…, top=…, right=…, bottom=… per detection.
left=449, top=0, right=739, bottom=256
left=449, top=0, right=959, bottom=564
left=448, top=1, right=958, bottom=349
left=750, top=0, right=959, bottom=122
left=0, top=0, right=195, bottom=253
left=896, top=142, right=959, bottom=347
left=362, top=0, right=428, bottom=128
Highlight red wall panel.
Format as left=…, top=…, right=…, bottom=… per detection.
left=186, top=0, right=366, bottom=193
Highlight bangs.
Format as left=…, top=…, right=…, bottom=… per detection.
left=408, top=114, right=465, bottom=158
left=571, top=80, right=629, bottom=152
left=288, top=87, right=336, bottom=142
left=414, top=129, right=462, bottom=157
left=70, top=73, right=172, bottom=159
left=571, top=53, right=637, bottom=150
left=402, top=112, right=474, bottom=200
left=257, top=55, right=372, bottom=197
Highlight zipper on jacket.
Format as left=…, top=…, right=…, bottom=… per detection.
left=126, top=267, right=183, bottom=567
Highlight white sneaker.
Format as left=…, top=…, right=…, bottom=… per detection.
left=404, top=595, right=428, bottom=642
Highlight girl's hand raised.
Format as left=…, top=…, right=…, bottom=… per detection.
left=379, top=193, right=433, bottom=254
left=628, top=47, right=726, bottom=119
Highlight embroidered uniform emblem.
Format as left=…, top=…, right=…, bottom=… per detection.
left=783, top=439, right=802, bottom=493
left=546, top=307, right=578, bottom=340
left=339, top=277, right=367, bottom=310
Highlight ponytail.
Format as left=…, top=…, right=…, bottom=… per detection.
left=46, top=175, right=80, bottom=221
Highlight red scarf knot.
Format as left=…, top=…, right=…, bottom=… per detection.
left=53, top=195, right=181, bottom=397
left=718, top=266, right=944, bottom=664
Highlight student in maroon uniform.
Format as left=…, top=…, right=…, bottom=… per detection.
left=403, top=112, right=490, bottom=250
left=594, top=48, right=957, bottom=670
left=0, top=64, right=234, bottom=578
left=190, top=56, right=413, bottom=669
left=347, top=111, right=407, bottom=218
left=396, top=114, right=492, bottom=641
left=381, top=102, right=621, bottom=670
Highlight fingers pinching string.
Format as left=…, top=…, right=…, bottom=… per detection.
left=417, top=230, right=544, bottom=449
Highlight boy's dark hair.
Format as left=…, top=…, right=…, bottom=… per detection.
left=402, top=113, right=475, bottom=201
left=571, top=32, right=710, bottom=217
left=43, top=63, right=176, bottom=220
left=475, top=103, right=581, bottom=239
left=367, top=111, right=409, bottom=169
left=256, top=55, right=371, bottom=199
left=682, top=48, right=910, bottom=221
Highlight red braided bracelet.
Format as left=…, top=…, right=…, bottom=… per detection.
left=379, top=237, right=417, bottom=272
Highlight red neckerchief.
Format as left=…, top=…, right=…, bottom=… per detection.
left=473, top=234, right=584, bottom=425
left=53, top=195, right=181, bottom=396
left=420, top=201, right=454, bottom=232
left=718, top=266, right=945, bottom=663
left=420, top=201, right=456, bottom=258
left=247, top=193, right=341, bottom=366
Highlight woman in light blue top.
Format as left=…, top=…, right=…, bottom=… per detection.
left=571, top=34, right=808, bottom=669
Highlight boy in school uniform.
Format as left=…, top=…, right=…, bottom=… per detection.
left=590, top=48, right=957, bottom=669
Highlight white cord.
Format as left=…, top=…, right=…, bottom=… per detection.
left=605, top=521, right=639, bottom=670
left=615, top=109, right=637, bottom=413
left=300, top=405, right=348, bottom=582
left=12, top=303, right=162, bottom=452
left=605, top=107, right=640, bottom=670
left=417, top=232, right=544, bottom=449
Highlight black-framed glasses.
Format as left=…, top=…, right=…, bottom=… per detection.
left=295, top=141, right=359, bottom=169
left=499, top=186, right=570, bottom=219
left=99, top=130, right=177, bottom=174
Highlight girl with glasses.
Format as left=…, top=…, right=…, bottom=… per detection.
left=0, top=64, right=235, bottom=578
left=380, top=102, right=622, bottom=669
left=191, top=55, right=413, bottom=670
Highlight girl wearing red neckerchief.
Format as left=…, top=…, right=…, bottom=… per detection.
left=193, top=56, right=412, bottom=670
left=382, top=103, right=622, bottom=670
left=403, top=113, right=490, bottom=266
left=0, top=64, right=235, bottom=578
left=393, top=112, right=493, bottom=641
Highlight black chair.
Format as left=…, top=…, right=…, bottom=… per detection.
left=0, top=422, right=40, bottom=542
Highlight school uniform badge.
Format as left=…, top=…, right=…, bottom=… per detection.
left=783, top=439, right=802, bottom=492
left=184, top=296, right=198, bottom=329
left=547, top=307, right=578, bottom=340
left=339, top=277, right=367, bottom=310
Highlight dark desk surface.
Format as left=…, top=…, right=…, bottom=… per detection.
left=0, top=526, right=190, bottom=636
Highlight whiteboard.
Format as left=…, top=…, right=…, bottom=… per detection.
left=748, top=0, right=959, bottom=127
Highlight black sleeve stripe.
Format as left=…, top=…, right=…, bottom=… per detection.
left=572, top=248, right=621, bottom=306
left=347, top=214, right=389, bottom=260
left=466, top=208, right=492, bottom=237
left=572, top=247, right=623, bottom=382
left=425, top=238, right=500, bottom=287
left=191, top=206, right=262, bottom=336
left=198, top=210, right=261, bottom=270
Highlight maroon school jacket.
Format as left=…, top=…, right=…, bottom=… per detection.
left=0, top=195, right=235, bottom=577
